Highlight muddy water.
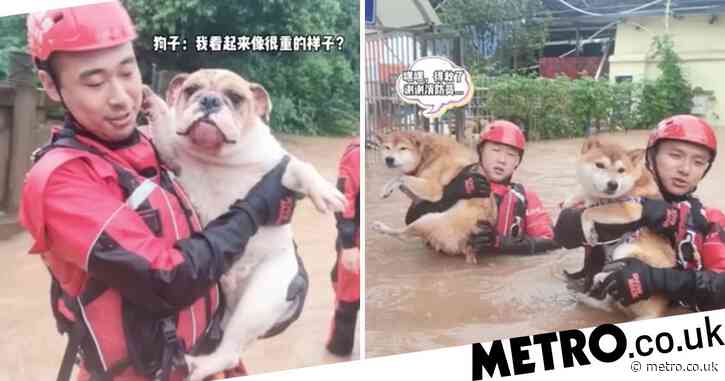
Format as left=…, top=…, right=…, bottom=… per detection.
left=0, top=135, right=358, bottom=380
left=365, top=129, right=725, bottom=358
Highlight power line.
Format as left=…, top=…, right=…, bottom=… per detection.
left=554, top=0, right=664, bottom=17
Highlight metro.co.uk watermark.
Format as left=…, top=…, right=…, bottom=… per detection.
left=472, top=315, right=723, bottom=379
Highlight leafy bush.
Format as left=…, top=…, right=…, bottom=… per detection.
left=475, top=35, right=694, bottom=141
left=0, top=15, right=27, bottom=80
left=478, top=74, right=644, bottom=140
left=637, top=35, right=693, bottom=128
left=128, top=0, right=360, bottom=135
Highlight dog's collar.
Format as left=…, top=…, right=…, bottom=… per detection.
left=587, top=196, right=641, bottom=208
left=406, top=161, right=425, bottom=176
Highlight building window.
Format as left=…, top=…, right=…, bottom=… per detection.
left=615, top=75, right=633, bottom=83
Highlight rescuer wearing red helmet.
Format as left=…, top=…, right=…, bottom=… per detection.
left=406, top=120, right=560, bottom=255
left=555, top=115, right=725, bottom=311
left=20, top=2, right=307, bottom=380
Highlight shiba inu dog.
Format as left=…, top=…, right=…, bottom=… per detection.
left=371, top=131, right=497, bottom=264
left=142, top=69, right=346, bottom=380
left=563, top=136, right=693, bottom=319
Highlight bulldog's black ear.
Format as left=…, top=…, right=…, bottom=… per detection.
left=166, top=73, right=189, bottom=106
left=249, top=83, right=272, bottom=123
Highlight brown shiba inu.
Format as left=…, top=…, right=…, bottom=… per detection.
left=563, top=136, right=697, bottom=319
left=371, top=131, right=497, bottom=264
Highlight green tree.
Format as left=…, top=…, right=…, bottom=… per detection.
left=122, top=0, right=359, bottom=135
left=437, top=0, right=549, bottom=74
left=638, top=35, right=693, bottom=128
left=0, top=15, right=27, bottom=80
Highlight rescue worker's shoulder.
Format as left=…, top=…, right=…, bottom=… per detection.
left=704, top=207, right=725, bottom=225
left=23, top=148, right=117, bottom=201
left=341, top=142, right=360, bottom=163
left=518, top=185, right=543, bottom=206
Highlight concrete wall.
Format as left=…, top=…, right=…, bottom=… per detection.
left=609, top=14, right=725, bottom=127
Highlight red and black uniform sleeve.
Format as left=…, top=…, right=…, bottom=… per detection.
left=654, top=207, right=725, bottom=310
left=404, top=164, right=478, bottom=225
left=488, top=189, right=560, bottom=255
left=335, top=144, right=360, bottom=249
left=41, top=159, right=258, bottom=315
left=511, top=190, right=560, bottom=254
left=682, top=208, right=725, bottom=310
left=523, top=191, right=554, bottom=240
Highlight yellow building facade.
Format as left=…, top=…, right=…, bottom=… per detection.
left=609, top=14, right=725, bottom=127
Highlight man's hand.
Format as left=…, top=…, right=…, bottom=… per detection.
left=469, top=222, right=498, bottom=254
left=443, top=172, right=491, bottom=201
left=640, top=198, right=709, bottom=236
left=589, top=258, right=659, bottom=306
left=234, top=156, right=297, bottom=226
left=340, top=248, right=360, bottom=274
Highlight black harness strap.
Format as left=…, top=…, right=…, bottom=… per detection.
left=36, top=130, right=182, bottom=381
left=509, top=183, right=528, bottom=238
left=57, top=321, right=86, bottom=381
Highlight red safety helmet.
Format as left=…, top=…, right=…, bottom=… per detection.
left=647, top=115, right=717, bottom=158
left=27, top=1, right=137, bottom=62
left=647, top=114, right=717, bottom=180
left=478, top=120, right=526, bottom=153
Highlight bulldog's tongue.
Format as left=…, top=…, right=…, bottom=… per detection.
left=190, top=121, right=224, bottom=149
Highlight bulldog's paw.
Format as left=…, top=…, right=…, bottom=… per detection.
left=308, top=178, right=346, bottom=214
left=141, top=85, right=169, bottom=124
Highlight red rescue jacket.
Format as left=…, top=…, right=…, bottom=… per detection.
left=333, top=141, right=360, bottom=303
left=20, top=123, right=223, bottom=381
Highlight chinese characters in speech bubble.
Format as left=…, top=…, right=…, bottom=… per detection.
left=395, top=56, right=474, bottom=120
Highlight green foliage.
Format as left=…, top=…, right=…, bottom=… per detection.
left=126, top=0, right=360, bottom=135
left=0, top=2, right=357, bottom=135
left=637, top=35, right=693, bottom=128
left=479, top=74, right=644, bottom=140
left=438, top=0, right=549, bottom=74
left=476, top=35, right=694, bottom=141
left=0, top=15, right=27, bottom=80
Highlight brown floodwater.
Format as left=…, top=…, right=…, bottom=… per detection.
left=365, top=129, right=725, bottom=358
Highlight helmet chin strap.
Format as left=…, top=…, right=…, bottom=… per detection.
left=36, top=59, right=72, bottom=119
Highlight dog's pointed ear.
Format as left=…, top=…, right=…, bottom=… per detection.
left=627, top=148, right=646, bottom=165
left=372, top=132, right=384, bottom=145
left=250, top=83, right=272, bottom=123
left=165, top=73, right=189, bottom=107
left=408, top=132, right=423, bottom=147
left=581, top=136, right=601, bottom=154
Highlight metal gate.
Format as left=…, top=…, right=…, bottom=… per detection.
left=365, top=30, right=467, bottom=145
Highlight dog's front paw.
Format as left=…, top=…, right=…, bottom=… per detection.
left=308, top=179, right=347, bottom=214
left=141, top=85, right=169, bottom=124
left=184, top=355, right=200, bottom=381
left=371, top=221, right=389, bottom=234
left=184, top=355, right=219, bottom=381
left=380, top=177, right=401, bottom=199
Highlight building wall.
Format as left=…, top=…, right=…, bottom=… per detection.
left=609, top=14, right=725, bottom=127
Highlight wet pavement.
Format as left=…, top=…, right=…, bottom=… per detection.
left=365, top=128, right=725, bottom=358
left=0, top=135, right=359, bottom=380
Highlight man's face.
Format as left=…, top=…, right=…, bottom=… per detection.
left=38, top=42, right=142, bottom=142
left=479, top=141, right=521, bottom=183
left=654, top=140, right=711, bottom=196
